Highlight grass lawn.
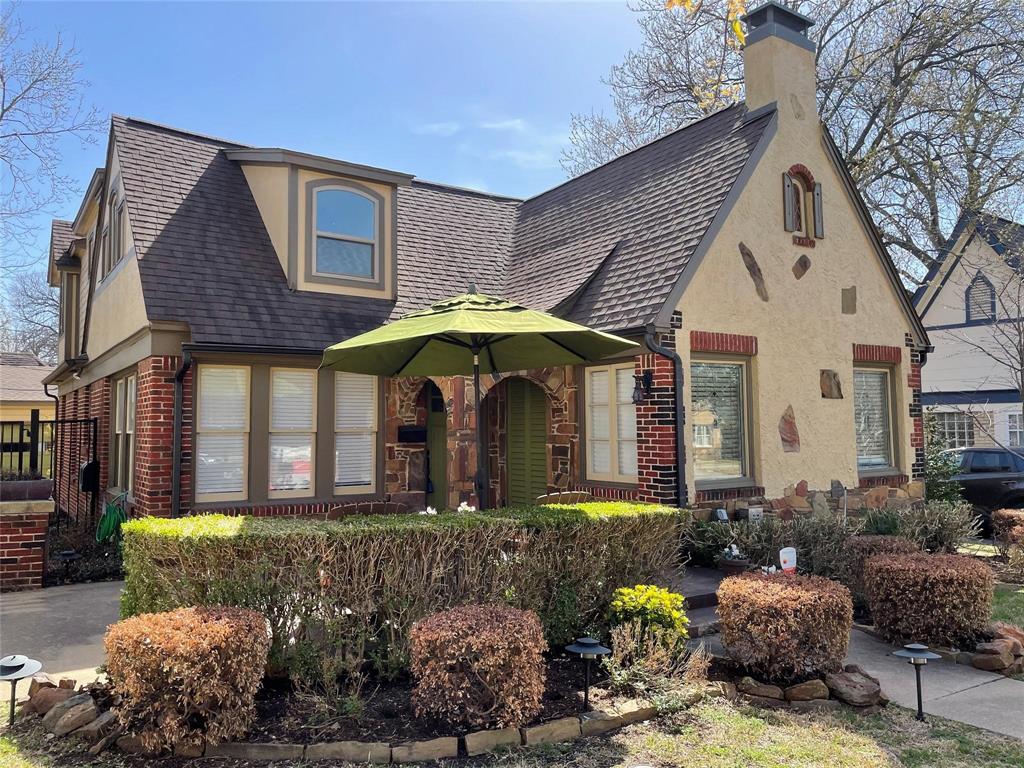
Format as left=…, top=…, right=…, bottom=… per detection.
left=993, top=583, right=1024, bottom=627
left=2, top=700, right=1022, bottom=768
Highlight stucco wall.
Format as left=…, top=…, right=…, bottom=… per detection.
left=676, top=86, right=918, bottom=499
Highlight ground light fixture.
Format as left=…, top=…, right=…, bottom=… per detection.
left=565, top=637, right=611, bottom=711
left=893, top=643, right=941, bottom=722
left=0, top=655, right=42, bottom=726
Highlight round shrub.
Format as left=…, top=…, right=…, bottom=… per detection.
left=843, top=535, right=920, bottom=606
left=717, top=572, right=852, bottom=684
left=864, top=553, right=993, bottom=646
left=105, top=606, right=270, bottom=752
left=609, top=584, right=689, bottom=636
left=993, top=509, right=1024, bottom=552
left=410, top=604, right=547, bottom=728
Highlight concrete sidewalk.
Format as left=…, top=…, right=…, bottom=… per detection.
left=0, top=580, right=123, bottom=687
left=845, top=628, right=1024, bottom=740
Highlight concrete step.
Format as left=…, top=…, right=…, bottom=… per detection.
left=687, top=605, right=720, bottom=637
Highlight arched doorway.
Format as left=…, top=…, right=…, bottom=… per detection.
left=505, top=378, right=548, bottom=506
left=424, top=381, right=448, bottom=509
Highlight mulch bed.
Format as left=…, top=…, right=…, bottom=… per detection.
left=245, top=654, right=605, bottom=744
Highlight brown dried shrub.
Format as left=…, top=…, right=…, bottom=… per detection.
left=105, top=606, right=269, bottom=752
left=993, top=509, right=1024, bottom=553
left=864, top=553, right=993, bottom=646
left=717, top=572, right=852, bottom=684
left=843, top=535, right=920, bottom=607
left=410, top=604, right=546, bottom=728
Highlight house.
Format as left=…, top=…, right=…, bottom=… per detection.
left=0, top=353, right=56, bottom=424
left=912, top=211, right=1023, bottom=449
left=43, top=2, right=928, bottom=523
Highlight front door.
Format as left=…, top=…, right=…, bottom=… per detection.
left=425, top=384, right=447, bottom=509
left=506, top=378, right=547, bottom=506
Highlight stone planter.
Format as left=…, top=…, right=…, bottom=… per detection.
left=0, top=479, right=52, bottom=501
left=718, top=557, right=750, bottom=577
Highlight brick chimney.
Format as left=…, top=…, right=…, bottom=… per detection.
left=741, top=2, right=817, bottom=123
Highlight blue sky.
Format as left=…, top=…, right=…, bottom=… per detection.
left=13, top=1, right=644, bottom=265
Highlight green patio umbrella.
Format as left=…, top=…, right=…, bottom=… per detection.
left=321, top=289, right=638, bottom=508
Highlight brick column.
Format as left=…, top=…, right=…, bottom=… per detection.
left=0, top=501, right=51, bottom=591
left=906, top=334, right=925, bottom=480
left=134, top=356, right=180, bottom=517
left=636, top=313, right=683, bottom=506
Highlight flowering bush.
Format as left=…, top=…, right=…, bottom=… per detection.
left=609, top=584, right=689, bottom=637
left=718, top=572, right=852, bottom=684
left=410, top=604, right=546, bottom=728
left=104, top=606, right=269, bottom=752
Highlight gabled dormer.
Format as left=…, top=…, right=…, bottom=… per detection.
left=226, top=149, right=413, bottom=299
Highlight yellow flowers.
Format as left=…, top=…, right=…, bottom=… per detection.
left=666, top=0, right=747, bottom=46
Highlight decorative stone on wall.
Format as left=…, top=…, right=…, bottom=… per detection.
left=738, top=242, right=769, bottom=302
left=778, top=405, right=800, bottom=452
left=792, top=255, right=811, bottom=279
left=819, top=370, right=843, bottom=399
left=842, top=286, right=857, bottom=314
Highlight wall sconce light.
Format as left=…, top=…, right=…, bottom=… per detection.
left=632, top=370, right=654, bottom=404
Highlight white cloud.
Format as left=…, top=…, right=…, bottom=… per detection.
left=412, top=121, right=461, bottom=137
left=479, top=117, right=529, bottom=133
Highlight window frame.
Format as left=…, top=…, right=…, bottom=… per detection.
left=194, top=364, right=251, bottom=504
left=583, top=361, right=639, bottom=485
left=1009, top=412, right=1023, bottom=448
left=690, top=355, right=756, bottom=489
left=853, top=365, right=900, bottom=474
left=268, top=367, right=318, bottom=500
left=334, top=371, right=378, bottom=495
left=109, top=373, right=136, bottom=495
left=933, top=411, right=976, bottom=450
left=304, top=179, right=386, bottom=290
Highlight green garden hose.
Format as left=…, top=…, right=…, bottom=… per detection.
left=96, top=493, right=129, bottom=543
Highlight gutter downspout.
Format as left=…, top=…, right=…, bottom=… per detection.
left=171, top=351, right=193, bottom=518
left=644, top=325, right=687, bottom=507
left=43, top=383, right=61, bottom=509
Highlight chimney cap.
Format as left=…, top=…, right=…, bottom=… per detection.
left=742, top=1, right=816, bottom=53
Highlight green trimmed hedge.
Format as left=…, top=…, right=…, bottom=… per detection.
left=121, top=502, right=682, bottom=681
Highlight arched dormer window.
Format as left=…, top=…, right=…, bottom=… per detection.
left=783, top=164, right=823, bottom=247
left=966, top=272, right=996, bottom=323
left=311, top=184, right=379, bottom=281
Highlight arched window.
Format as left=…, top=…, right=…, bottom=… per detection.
left=783, top=164, right=823, bottom=242
left=313, top=187, right=377, bottom=279
left=966, top=273, right=995, bottom=323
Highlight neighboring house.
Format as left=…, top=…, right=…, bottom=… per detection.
left=44, top=2, right=928, bottom=522
left=912, top=211, right=1023, bottom=449
left=0, top=353, right=56, bottom=423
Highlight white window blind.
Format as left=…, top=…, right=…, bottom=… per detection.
left=587, top=369, right=610, bottom=476
left=585, top=364, right=637, bottom=482
left=854, top=369, right=892, bottom=469
left=615, top=367, right=638, bottom=478
left=269, top=369, right=315, bottom=495
left=335, top=372, right=376, bottom=489
left=196, top=366, right=249, bottom=499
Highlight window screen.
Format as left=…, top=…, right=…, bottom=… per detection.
left=690, top=362, right=746, bottom=481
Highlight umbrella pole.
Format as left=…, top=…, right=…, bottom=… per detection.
left=473, top=353, right=488, bottom=510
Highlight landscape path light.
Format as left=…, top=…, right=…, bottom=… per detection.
left=893, top=642, right=941, bottom=722
left=565, top=636, right=610, bottom=711
left=0, top=654, right=42, bottom=726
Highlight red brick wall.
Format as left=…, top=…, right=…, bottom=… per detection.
left=0, top=506, right=49, bottom=592
left=690, top=330, right=758, bottom=356
left=636, top=340, right=680, bottom=505
left=133, top=356, right=179, bottom=517
left=852, top=343, right=902, bottom=364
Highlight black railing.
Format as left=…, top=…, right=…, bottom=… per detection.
left=0, top=411, right=55, bottom=480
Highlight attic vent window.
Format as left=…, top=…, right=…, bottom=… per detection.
left=314, top=187, right=377, bottom=279
left=965, top=273, right=995, bottom=323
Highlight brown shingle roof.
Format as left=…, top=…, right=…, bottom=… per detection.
left=105, top=106, right=773, bottom=348
left=0, top=356, right=56, bottom=403
left=49, top=220, right=74, bottom=263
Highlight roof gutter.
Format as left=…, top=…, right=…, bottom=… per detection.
left=171, top=350, right=193, bottom=518
left=43, top=382, right=61, bottom=510
left=644, top=324, right=687, bottom=507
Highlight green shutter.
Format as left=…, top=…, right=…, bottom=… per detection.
left=507, top=379, right=548, bottom=506
left=426, top=392, right=448, bottom=509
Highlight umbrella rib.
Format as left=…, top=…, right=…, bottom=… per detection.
left=393, top=337, right=435, bottom=376
left=541, top=333, right=588, bottom=361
